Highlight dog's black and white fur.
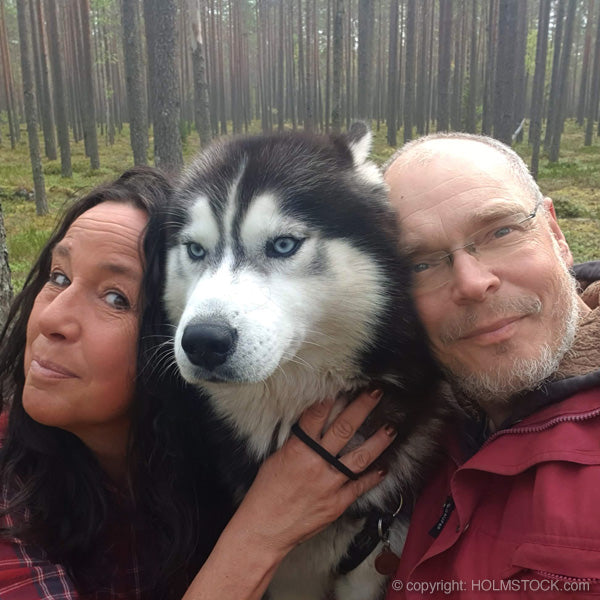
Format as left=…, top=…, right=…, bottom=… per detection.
left=162, top=124, right=446, bottom=600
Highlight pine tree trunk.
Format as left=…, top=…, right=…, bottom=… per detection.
left=465, top=0, right=478, bottom=133
left=121, top=0, right=148, bottom=165
left=0, top=202, right=12, bottom=331
left=549, top=0, right=577, bottom=162
left=386, top=0, right=398, bottom=146
left=16, top=0, right=47, bottom=215
left=577, top=0, right=595, bottom=126
left=512, top=0, right=528, bottom=143
left=78, top=0, right=100, bottom=169
left=356, top=0, right=374, bottom=121
left=0, top=0, right=19, bottom=148
left=544, top=0, right=565, bottom=152
left=585, top=1, right=600, bottom=146
left=31, top=0, right=56, bottom=160
left=493, top=0, right=518, bottom=145
left=143, top=0, right=183, bottom=173
left=416, top=0, right=430, bottom=135
left=482, top=0, right=497, bottom=135
left=403, top=0, right=416, bottom=142
left=530, top=0, right=551, bottom=179
left=45, top=0, right=71, bottom=177
left=331, top=0, right=343, bottom=134
left=437, top=0, right=452, bottom=132
left=188, top=0, right=211, bottom=147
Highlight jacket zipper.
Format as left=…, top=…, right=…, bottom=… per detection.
left=481, top=407, right=600, bottom=450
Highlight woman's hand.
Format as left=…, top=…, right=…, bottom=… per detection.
left=183, top=390, right=396, bottom=600
left=241, top=389, right=395, bottom=555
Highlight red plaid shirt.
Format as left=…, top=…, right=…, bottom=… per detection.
left=0, top=497, right=144, bottom=600
left=0, top=416, right=144, bottom=600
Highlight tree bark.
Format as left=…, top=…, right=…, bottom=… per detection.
left=585, top=0, right=600, bottom=145
left=512, top=0, right=528, bottom=143
left=16, top=0, right=47, bottom=215
left=77, top=0, right=100, bottom=169
left=30, top=0, right=56, bottom=160
left=403, top=0, right=416, bottom=141
left=331, top=0, right=344, bottom=134
left=465, top=0, right=478, bottom=133
left=549, top=0, right=577, bottom=162
left=437, top=0, right=453, bottom=132
left=577, top=0, right=595, bottom=126
left=416, top=0, right=430, bottom=135
left=143, top=0, right=183, bottom=173
left=356, top=0, right=374, bottom=120
left=386, top=0, right=398, bottom=146
left=188, top=0, right=211, bottom=146
left=530, top=0, right=551, bottom=179
left=0, top=0, right=19, bottom=148
left=482, top=0, right=497, bottom=135
left=121, top=0, right=148, bottom=165
left=544, top=0, right=565, bottom=152
left=0, top=202, right=12, bottom=332
left=493, top=0, right=518, bottom=145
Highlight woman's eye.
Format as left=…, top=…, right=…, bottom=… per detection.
left=186, top=242, right=206, bottom=261
left=105, top=291, right=131, bottom=310
left=267, top=237, right=303, bottom=258
left=49, top=271, right=70, bottom=287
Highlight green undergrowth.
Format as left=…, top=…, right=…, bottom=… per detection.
left=1, top=119, right=599, bottom=291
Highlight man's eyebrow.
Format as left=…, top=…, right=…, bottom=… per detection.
left=470, top=201, right=528, bottom=221
left=400, top=201, right=529, bottom=257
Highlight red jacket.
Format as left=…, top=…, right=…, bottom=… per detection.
left=387, top=378, right=600, bottom=599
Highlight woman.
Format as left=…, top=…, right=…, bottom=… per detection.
left=0, top=167, right=395, bottom=599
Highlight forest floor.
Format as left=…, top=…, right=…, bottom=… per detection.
left=1, top=119, right=599, bottom=292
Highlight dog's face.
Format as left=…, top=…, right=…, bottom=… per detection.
left=164, top=127, right=401, bottom=390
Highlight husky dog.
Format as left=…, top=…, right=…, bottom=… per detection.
left=163, top=124, right=445, bottom=600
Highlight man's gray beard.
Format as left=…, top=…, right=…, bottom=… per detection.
left=445, top=267, right=580, bottom=410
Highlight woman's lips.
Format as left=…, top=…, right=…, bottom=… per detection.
left=30, top=358, right=78, bottom=379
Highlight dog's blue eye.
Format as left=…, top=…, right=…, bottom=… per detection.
left=186, top=242, right=206, bottom=261
left=267, top=237, right=303, bottom=258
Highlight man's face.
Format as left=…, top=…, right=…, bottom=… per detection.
left=386, top=140, right=579, bottom=421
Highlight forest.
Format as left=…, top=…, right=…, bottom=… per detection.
left=0, top=0, right=600, bottom=315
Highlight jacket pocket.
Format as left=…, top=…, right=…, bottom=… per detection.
left=504, top=542, right=600, bottom=595
left=511, top=542, right=600, bottom=581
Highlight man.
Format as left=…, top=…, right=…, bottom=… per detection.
left=384, top=133, right=600, bottom=598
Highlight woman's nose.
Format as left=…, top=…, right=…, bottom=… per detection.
left=37, top=286, right=83, bottom=341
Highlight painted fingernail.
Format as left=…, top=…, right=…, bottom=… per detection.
left=369, top=388, right=383, bottom=401
left=384, top=424, right=397, bottom=437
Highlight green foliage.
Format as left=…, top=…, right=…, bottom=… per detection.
left=1, top=119, right=600, bottom=292
left=552, top=197, right=588, bottom=219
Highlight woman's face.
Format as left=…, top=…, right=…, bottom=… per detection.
left=23, top=202, right=147, bottom=458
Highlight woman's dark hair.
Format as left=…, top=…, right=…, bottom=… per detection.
left=0, top=167, right=230, bottom=598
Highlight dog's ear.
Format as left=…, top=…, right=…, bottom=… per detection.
left=345, top=121, right=372, bottom=166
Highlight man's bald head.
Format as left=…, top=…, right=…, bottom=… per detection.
left=384, top=133, right=544, bottom=213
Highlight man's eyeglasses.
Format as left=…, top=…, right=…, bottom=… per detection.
left=408, top=200, right=543, bottom=292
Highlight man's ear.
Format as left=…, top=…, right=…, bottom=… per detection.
left=543, top=197, right=573, bottom=267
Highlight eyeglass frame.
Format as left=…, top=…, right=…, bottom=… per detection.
left=408, top=199, right=544, bottom=287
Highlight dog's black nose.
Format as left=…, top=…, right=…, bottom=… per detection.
left=181, top=323, right=238, bottom=370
